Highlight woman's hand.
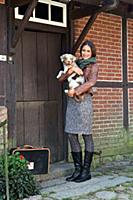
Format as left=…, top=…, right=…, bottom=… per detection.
left=67, top=88, right=75, bottom=97
left=73, top=66, right=83, bottom=75
left=67, top=66, right=83, bottom=76
left=67, top=66, right=74, bottom=75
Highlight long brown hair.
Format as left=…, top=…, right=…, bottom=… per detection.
left=80, top=40, right=96, bottom=57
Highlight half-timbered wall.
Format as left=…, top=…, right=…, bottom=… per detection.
left=0, top=1, right=133, bottom=162
left=74, top=13, right=133, bottom=156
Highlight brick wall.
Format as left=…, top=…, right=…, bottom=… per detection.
left=74, top=13, right=122, bottom=82
left=74, top=13, right=133, bottom=156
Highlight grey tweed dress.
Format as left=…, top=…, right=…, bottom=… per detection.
left=65, top=94, right=93, bottom=135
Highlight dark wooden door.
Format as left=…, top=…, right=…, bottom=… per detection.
left=14, top=30, right=64, bottom=163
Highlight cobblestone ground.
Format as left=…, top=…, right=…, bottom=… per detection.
left=24, top=157, right=133, bottom=200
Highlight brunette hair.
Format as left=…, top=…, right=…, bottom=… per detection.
left=80, top=40, right=96, bottom=57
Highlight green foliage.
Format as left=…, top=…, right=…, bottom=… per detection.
left=0, top=152, right=39, bottom=200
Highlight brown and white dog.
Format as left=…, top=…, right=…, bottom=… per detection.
left=57, top=53, right=85, bottom=102
left=56, top=54, right=77, bottom=79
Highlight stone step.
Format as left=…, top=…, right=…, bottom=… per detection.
left=35, top=161, right=73, bottom=182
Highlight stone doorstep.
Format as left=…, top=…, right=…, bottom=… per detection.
left=34, top=152, right=102, bottom=182
left=35, top=161, right=104, bottom=183
left=35, top=161, right=74, bottom=182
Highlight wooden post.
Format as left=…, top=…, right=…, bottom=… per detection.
left=0, top=5, right=10, bottom=200
left=0, top=6, right=7, bottom=106
left=12, top=0, right=38, bottom=48
left=0, top=4, right=16, bottom=147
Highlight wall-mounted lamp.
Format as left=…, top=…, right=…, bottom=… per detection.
left=99, top=0, right=119, bottom=9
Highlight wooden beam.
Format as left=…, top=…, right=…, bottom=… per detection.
left=108, top=2, right=133, bottom=18
left=72, top=0, right=101, bottom=6
left=122, top=17, right=128, bottom=129
left=72, top=12, right=99, bottom=54
left=120, top=0, right=133, bottom=5
left=73, top=0, right=133, bottom=6
left=11, top=0, right=31, bottom=7
left=7, top=0, right=15, bottom=55
left=12, top=0, right=38, bottom=49
left=109, top=9, right=133, bottom=18
left=70, top=6, right=97, bottom=20
left=0, top=6, right=7, bottom=106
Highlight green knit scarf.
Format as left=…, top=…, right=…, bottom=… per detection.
left=76, top=57, right=96, bottom=70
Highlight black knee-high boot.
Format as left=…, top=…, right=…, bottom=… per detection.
left=66, top=152, right=82, bottom=181
left=74, top=151, right=93, bottom=183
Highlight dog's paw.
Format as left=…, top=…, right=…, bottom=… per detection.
left=64, top=89, right=68, bottom=93
left=56, top=75, right=60, bottom=79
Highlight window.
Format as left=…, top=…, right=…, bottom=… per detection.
left=35, top=2, right=49, bottom=20
left=15, top=0, right=67, bottom=27
left=51, top=5, right=63, bottom=22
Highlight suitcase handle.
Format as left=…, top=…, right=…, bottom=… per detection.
left=23, top=144, right=34, bottom=149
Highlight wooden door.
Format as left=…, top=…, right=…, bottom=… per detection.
left=14, top=30, right=64, bottom=162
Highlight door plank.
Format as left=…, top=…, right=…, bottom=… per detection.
left=48, top=33, right=62, bottom=100
left=24, top=102, right=39, bottom=146
left=15, top=38, right=23, bottom=100
left=44, top=101, right=58, bottom=162
left=37, top=32, right=48, bottom=100
left=22, top=31, right=37, bottom=100
left=16, top=102, right=24, bottom=145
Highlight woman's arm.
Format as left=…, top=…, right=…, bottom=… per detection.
left=74, top=64, right=99, bottom=96
left=58, top=66, right=83, bottom=82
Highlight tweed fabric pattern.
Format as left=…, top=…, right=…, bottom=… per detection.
left=65, top=94, right=93, bottom=135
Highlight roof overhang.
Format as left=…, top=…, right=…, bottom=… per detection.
left=10, top=0, right=133, bottom=19
left=11, top=0, right=31, bottom=7
left=71, top=0, right=133, bottom=6
left=69, top=0, right=133, bottom=19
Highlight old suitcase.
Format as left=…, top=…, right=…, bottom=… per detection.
left=11, top=145, right=50, bottom=175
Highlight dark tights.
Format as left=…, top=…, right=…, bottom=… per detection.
left=68, top=134, right=94, bottom=152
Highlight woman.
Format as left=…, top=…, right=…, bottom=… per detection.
left=59, top=40, right=99, bottom=183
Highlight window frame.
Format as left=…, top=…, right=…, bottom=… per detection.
left=15, top=0, right=67, bottom=27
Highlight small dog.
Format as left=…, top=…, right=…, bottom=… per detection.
left=57, top=53, right=85, bottom=102
left=56, top=54, right=77, bottom=79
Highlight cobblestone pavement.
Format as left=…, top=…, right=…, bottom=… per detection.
left=24, top=157, right=133, bottom=200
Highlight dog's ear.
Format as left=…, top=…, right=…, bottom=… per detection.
left=60, top=54, right=65, bottom=62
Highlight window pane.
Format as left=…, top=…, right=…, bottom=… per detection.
left=18, top=4, right=33, bottom=17
left=35, top=2, right=49, bottom=20
left=51, top=5, right=63, bottom=22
